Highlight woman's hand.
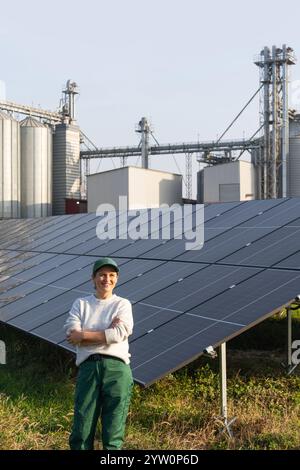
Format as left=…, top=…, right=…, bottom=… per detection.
left=67, top=329, right=84, bottom=345
left=110, top=317, right=121, bottom=328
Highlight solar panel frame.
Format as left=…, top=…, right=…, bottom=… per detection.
left=1, top=197, right=300, bottom=386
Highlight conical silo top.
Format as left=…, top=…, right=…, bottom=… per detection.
left=0, top=110, right=15, bottom=121
left=20, top=116, right=46, bottom=128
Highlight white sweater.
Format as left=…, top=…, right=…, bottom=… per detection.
left=64, top=294, right=133, bottom=366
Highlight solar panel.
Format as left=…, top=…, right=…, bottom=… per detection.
left=129, top=315, right=240, bottom=385
left=221, top=226, right=300, bottom=266
left=10, top=290, right=77, bottom=331
left=32, top=313, right=70, bottom=343
left=117, top=261, right=207, bottom=302
left=274, top=251, right=300, bottom=269
left=138, top=265, right=262, bottom=312
left=0, top=197, right=300, bottom=386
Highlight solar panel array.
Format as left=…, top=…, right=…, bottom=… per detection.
left=1, top=198, right=300, bottom=386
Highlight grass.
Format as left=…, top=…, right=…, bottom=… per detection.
left=0, top=311, right=300, bottom=450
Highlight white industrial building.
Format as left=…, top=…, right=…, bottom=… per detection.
left=197, top=161, right=255, bottom=203
left=87, top=166, right=182, bottom=211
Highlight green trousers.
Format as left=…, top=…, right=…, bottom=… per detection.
left=69, top=357, right=133, bottom=450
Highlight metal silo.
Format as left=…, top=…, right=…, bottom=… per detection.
left=53, top=123, right=80, bottom=215
left=288, top=117, right=300, bottom=197
left=0, top=110, right=21, bottom=218
left=20, top=117, right=52, bottom=217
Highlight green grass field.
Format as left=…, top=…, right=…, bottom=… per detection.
left=0, top=312, right=300, bottom=450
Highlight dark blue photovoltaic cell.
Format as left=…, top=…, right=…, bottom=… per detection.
left=274, top=250, right=300, bottom=270
left=65, top=236, right=110, bottom=255
left=238, top=198, right=300, bottom=228
left=26, top=214, right=95, bottom=251
left=3, top=215, right=78, bottom=251
left=130, top=303, right=181, bottom=341
left=86, top=239, right=140, bottom=257
left=10, top=290, right=78, bottom=331
left=140, top=265, right=262, bottom=312
left=1, top=197, right=300, bottom=386
left=73, top=258, right=163, bottom=295
left=286, top=217, right=300, bottom=227
left=0, top=253, right=57, bottom=280
left=221, top=226, right=300, bottom=267
left=1, top=216, right=72, bottom=250
left=203, top=201, right=243, bottom=219
left=35, top=216, right=98, bottom=252
left=0, top=254, right=77, bottom=290
left=129, top=268, right=300, bottom=385
left=117, top=261, right=207, bottom=303
left=32, top=313, right=69, bottom=343
left=0, top=255, right=96, bottom=301
left=130, top=315, right=239, bottom=385
left=176, top=226, right=275, bottom=264
left=186, top=269, right=300, bottom=324
left=205, top=198, right=285, bottom=229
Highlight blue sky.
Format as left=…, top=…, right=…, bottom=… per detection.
left=1, top=0, right=300, bottom=195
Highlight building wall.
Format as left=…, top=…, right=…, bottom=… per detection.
left=128, top=167, right=182, bottom=209
left=239, top=161, right=256, bottom=200
left=203, top=162, right=239, bottom=203
left=87, top=166, right=182, bottom=212
left=87, top=167, right=129, bottom=212
left=199, top=161, right=255, bottom=203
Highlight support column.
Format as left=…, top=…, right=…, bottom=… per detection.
left=218, top=342, right=236, bottom=437
left=281, top=45, right=289, bottom=198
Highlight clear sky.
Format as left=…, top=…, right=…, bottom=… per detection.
left=1, top=0, right=300, bottom=196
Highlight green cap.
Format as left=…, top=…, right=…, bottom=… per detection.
left=92, top=257, right=119, bottom=275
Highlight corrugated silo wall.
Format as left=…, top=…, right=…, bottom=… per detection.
left=52, top=123, right=80, bottom=215
left=0, top=111, right=21, bottom=218
left=20, top=117, right=53, bottom=218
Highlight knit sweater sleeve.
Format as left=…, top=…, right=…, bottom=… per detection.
left=105, top=299, right=133, bottom=344
left=63, top=298, right=82, bottom=335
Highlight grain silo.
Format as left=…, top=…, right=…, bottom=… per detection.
left=52, top=123, right=81, bottom=215
left=20, top=117, right=52, bottom=218
left=0, top=110, right=21, bottom=218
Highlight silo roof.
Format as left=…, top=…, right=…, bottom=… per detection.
left=20, top=116, right=46, bottom=127
left=0, top=110, right=15, bottom=120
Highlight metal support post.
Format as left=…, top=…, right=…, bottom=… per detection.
left=286, top=306, right=300, bottom=375
left=281, top=44, right=289, bottom=198
left=216, top=342, right=236, bottom=438
left=185, top=153, right=193, bottom=200
left=138, top=117, right=150, bottom=169
left=271, top=46, right=278, bottom=199
left=287, top=307, right=292, bottom=369
left=263, top=47, right=270, bottom=200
